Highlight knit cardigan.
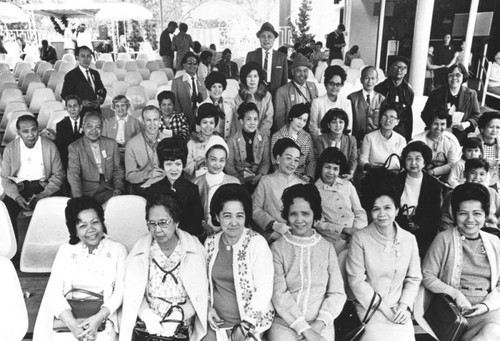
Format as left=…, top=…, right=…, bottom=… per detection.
left=205, top=228, right=275, bottom=333
left=422, top=228, right=500, bottom=311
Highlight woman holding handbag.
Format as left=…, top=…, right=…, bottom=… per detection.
left=422, top=183, right=500, bottom=340
left=346, top=185, right=422, bottom=340
left=33, top=197, right=127, bottom=341
left=268, top=183, right=346, bottom=341
left=119, top=194, right=208, bottom=341
left=203, top=184, right=274, bottom=341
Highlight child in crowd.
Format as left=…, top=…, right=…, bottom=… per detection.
left=448, top=137, right=483, bottom=188
left=271, top=103, right=316, bottom=182
left=102, top=95, right=141, bottom=147
left=477, top=111, right=500, bottom=190
left=157, top=91, right=190, bottom=140
left=201, top=71, right=236, bottom=140
left=185, top=103, right=223, bottom=178
left=315, top=108, right=357, bottom=179
left=226, top=102, right=270, bottom=193
left=253, top=138, right=306, bottom=242
left=440, top=158, right=500, bottom=231
left=314, top=147, right=367, bottom=254
left=192, top=140, right=239, bottom=236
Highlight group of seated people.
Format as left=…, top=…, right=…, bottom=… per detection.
left=1, top=21, right=500, bottom=341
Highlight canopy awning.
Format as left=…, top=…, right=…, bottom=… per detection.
left=23, top=3, right=103, bottom=18
left=0, top=2, right=30, bottom=23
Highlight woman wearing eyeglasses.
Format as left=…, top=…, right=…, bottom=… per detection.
left=309, top=65, right=353, bottom=137
left=359, top=103, right=406, bottom=172
left=421, top=63, right=481, bottom=144
left=120, top=194, right=208, bottom=341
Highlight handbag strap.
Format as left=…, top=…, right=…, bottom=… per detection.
left=230, top=323, right=258, bottom=341
left=64, top=288, right=103, bottom=300
left=361, top=292, right=382, bottom=324
left=160, top=304, right=184, bottom=324
left=383, top=153, right=401, bottom=171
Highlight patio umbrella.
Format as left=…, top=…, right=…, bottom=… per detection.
left=95, top=3, right=153, bottom=21
left=0, top=2, right=30, bottom=23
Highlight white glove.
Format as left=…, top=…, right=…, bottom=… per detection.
left=272, top=222, right=290, bottom=235
left=140, top=309, right=164, bottom=336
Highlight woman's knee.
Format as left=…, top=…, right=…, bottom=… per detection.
left=474, top=323, right=500, bottom=340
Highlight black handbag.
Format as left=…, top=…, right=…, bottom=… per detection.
left=335, top=293, right=381, bottom=341
left=132, top=305, right=189, bottom=341
left=424, top=293, right=468, bottom=341
left=53, top=288, right=106, bottom=333
left=230, top=323, right=258, bottom=341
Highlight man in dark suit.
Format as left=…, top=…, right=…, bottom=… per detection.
left=326, top=24, right=346, bottom=62
left=67, top=112, right=124, bottom=204
left=246, top=22, right=288, bottom=96
left=61, top=45, right=106, bottom=114
left=39, top=39, right=58, bottom=64
left=55, top=94, right=84, bottom=170
left=215, top=48, right=239, bottom=80
left=159, top=21, right=178, bottom=69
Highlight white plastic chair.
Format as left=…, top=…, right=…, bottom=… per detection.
left=2, top=102, right=29, bottom=129
left=0, top=88, right=23, bottom=112
left=0, top=201, right=17, bottom=259
left=145, top=60, right=160, bottom=72
left=20, top=196, right=71, bottom=273
left=124, top=61, right=139, bottom=72
left=0, top=72, right=16, bottom=84
left=13, top=62, right=30, bottom=78
left=149, top=70, right=169, bottom=86
left=138, top=68, right=151, bottom=81
left=164, top=68, right=174, bottom=81
left=126, top=85, right=148, bottom=111
left=350, top=58, right=365, bottom=70
left=413, top=286, right=438, bottom=339
left=42, top=68, right=56, bottom=85
left=140, top=80, right=158, bottom=100
left=117, top=52, right=131, bottom=61
left=21, top=73, right=42, bottom=94
left=36, top=61, right=53, bottom=77
left=222, top=79, right=239, bottom=98
left=46, top=109, right=69, bottom=131
left=102, top=61, right=116, bottom=72
left=25, top=81, right=46, bottom=104
left=0, top=62, right=10, bottom=73
left=330, top=59, right=344, bottom=66
left=136, top=53, right=149, bottom=61
left=58, top=61, right=75, bottom=74
left=115, top=60, right=126, bottom=69
left=29, top=87, right=56, bottom=113
left=124, top=71, right=143, bottom=86
left=62, top=53, right=76, bottom=64
left=98, top=53, right=113, bottom=62
left=114, top=68, right=127, bottom=81
left=104, top=195, right=148, bottom=252
left=0, top=256, right=28, bottom=339
left=136, top=59, right=147, bottom=69
left=38, top=100, right=65, bottom=129
left=47, top=72, right=65, bottom=91
left=101, top=72, right=118, bottom=87
left=112, top=80, right=129, bottom=96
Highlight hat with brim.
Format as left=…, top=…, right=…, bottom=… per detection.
left=291, top=54, right=312, bottom=69
left=257, top=22, right=279, bottom=38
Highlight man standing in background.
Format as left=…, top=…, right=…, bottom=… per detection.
left=159, top=21, right=178, bottom=69
left=326, top=24, right=346, bottom=62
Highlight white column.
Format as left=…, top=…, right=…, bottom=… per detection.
left=375, top=0, right=386, bottom=69
left=409, top=0, right=435, bottom=96
left=463, top=0, right=479, bottom=72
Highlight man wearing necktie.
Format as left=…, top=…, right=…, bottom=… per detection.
left=56, top=94, right=85, bottom=170
left=61, top=45, right=107, bottom=114
left=348, top=66, right=386, bottom=147
left=246, top=22, right=288, bottom=96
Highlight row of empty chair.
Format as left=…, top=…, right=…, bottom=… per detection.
left=19, top=195, right=148, bottom=273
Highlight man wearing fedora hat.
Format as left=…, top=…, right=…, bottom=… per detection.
left=374, top=56, right=415, bottom=141
left=246, top=22, right=288, bottom=96
left=274, top=54, right=319, bottom=129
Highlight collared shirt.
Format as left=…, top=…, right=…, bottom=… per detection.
left=71, top=117, right=81, bottom=134
left=18, top=138, right=45, bottom=181
left=292, top=81, right=310, bottom=103
left=79, top=65, right=94, bottom=90
left=90, top=140, right=103, bottom=174
left=182, top=73, right=198, bottom=97
left=362, top=89, right=374, bottom=105
left=261, top=48, right=273, bottom=83
left=115, top=115, right=129, bottom=145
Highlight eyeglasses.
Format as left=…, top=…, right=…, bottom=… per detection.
left=327, top=82, right=343, bottom=87
left=448, top=73, right=463, bottom=78
left=381, top=115, right=398, bottom=122
left=147, top=219, right=172, bottom=229
left=392, top=65, right=407, bottom=71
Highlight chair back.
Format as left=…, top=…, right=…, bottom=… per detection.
left=20, top=197, right=71, bottom=272
left=0, top=202, right=17, bottom=259
left=104, top=195, right=148, bottom=252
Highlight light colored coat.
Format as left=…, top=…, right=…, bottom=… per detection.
left=102, top=115, right=141, bottom=145
left=120, top=230, right=208, bottom=341
left=205, top=228, right=275, bottom=333
left=273, top=81, right=319, bottom=129
left=1, top=136, right=64, bottom=199
left=67, top=136, right=124, bottom=197
left=201, top=97, right=236, bottom=140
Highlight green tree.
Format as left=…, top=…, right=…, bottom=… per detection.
left=290, top=0, right=314, bottom=47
